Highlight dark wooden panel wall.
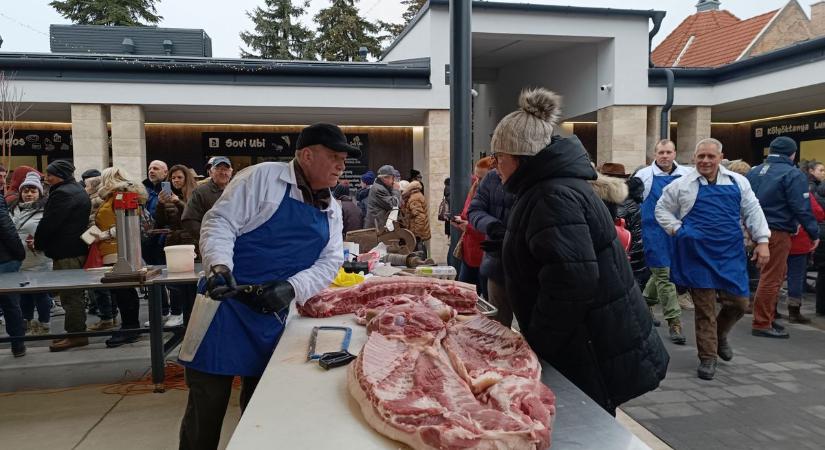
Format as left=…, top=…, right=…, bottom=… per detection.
left=145, top=125, right=414, bottom=178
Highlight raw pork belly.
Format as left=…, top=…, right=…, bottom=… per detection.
left=349, top=304, right=555, bottom=449
left=355, top=294, right=455, bottom=325
left=298, top=276, right=478, bottom=318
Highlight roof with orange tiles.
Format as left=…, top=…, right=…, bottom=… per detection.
left=676, top=10, right=778, bottom=67
left=652, top=10, right=740, bottom=67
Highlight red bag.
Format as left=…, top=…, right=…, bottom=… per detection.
left=614, top=218, right=632, bottom=255
left=83, top=242, right=104, bottom=269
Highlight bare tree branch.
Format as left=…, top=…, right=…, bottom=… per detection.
left=0, top=71, right=32, bottom=170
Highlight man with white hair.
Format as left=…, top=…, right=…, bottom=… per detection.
left=656, top=138, right=770, bottom=381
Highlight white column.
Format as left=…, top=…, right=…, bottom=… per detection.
left=110, top=104, right=147, bottom=179
left=425, top=110, right=450, bottom=264
left=596, top=105, right=648, bottom=170
left=70, top=104, right=109, bottom=177
left=673, top=106, right=712, bottom=164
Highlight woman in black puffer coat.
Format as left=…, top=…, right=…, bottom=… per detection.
left=619, top=176, right=650, bottom=289
left=492, top=88, right=669, bottom=415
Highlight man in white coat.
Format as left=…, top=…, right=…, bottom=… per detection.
left=178, top=123, right=355, bottom=450
left=633, top=139, right=692, bottom=344
left=656, top=138, right=770, bottom=381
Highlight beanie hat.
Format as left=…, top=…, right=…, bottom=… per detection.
left=81, top=169, right=101, bottom=180
left=361, top=170, right=375, bottom=185
left=19, top=171, right=44, bottom=195
left=490, top=87, right=562, bottom=157
left=46, top=159, right=75, bottom=181
left=769, top=136, right=797, bottom=156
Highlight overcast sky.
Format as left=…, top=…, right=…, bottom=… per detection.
left=0, top=1, right=804, bottom=58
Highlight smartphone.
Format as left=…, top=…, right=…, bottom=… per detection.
left=161, top=181, right=172, bottom=195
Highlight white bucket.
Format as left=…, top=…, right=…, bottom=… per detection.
left=164, top=245, right=196, bottom=273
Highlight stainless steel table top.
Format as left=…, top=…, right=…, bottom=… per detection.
left=0, top=265, right=202, bottom=294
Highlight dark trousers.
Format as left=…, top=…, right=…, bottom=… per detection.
left=487, top=278, right=514, bottom=328
left=0, top=260, right=24, bottom=353
left=458, top=261, right=488, bottom=299
left=112, top=288, right=140, bottom=329
left=817, top=270, right=825, bottom=315
left=21, top=292, right=51, bottom=323
left=169, top=284, right=197, bottom=324
left=179, top=367, right=260, bottom=450
left=690, top=288, right=747, bottom=361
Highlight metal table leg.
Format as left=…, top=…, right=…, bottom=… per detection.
left=149, top=283, right=166, bottom=392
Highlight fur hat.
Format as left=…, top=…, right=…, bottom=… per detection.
left=19, top=171, right=44, bottom=195
left=490, top=87, right=562, bottom=157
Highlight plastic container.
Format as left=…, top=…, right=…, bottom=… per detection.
left=164, top=245, right=196, bottom=273
left=414, top=265, right=457, bottom=280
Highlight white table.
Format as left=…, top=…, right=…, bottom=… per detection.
left=228, top=309, right=650, bottom=449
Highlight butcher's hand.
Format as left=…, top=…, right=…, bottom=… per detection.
left=207, top=264, right=237, bottom=300
left=258, top=281, right=295, bottom=314
left=751, top=242, right=770, bottom=270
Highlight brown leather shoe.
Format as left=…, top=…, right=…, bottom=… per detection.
left=49, top=337, right=89, bottom=352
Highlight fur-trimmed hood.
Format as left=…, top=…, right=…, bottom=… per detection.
left=402, top=180, right=424, bottom=199
left=590, top=174, right=628, bottom=205
left=98, top=180, right=148, bottom=203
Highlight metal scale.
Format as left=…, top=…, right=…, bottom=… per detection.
left=101, top=191, right=161, bottom=283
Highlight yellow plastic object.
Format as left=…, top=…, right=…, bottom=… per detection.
left=331, top=268, right=365, bottom=287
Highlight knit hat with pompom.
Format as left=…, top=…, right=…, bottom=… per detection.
left=490, top=87, right=562, bottom=157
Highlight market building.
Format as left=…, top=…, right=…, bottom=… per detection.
left=4, top=0, right=825, bottom=262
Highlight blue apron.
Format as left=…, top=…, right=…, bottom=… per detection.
left=183, top=185, right=330, bottom=376
left=670, top=183, right=749, bottom=297
left=641, top=175, right=681, bottom=268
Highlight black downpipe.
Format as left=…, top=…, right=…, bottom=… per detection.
left=660, top=68, right=674, bottom=140
left=449, top=0, right=472, bottom=265
left=648, top=11, right=667, bottom=68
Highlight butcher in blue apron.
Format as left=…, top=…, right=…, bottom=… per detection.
left=633, top=139, right=691, bottom=344
left=655, top=138, right=769, bottom=381
left=178, top=123, right=352, bottom=450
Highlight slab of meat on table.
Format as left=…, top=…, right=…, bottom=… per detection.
left=298, top=276, right=478, bottom=318
left=354, top=294, right=455, bottom=325
left=349, top=303, right=555, bottom=449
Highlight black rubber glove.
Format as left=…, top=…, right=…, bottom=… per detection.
left=486, top=221, right=506, bottom=241
left=480, top=239, right=503, bottom=254
left=253, top=281, right=296, bottom=315
left=206, top=264, right=237, bottom=300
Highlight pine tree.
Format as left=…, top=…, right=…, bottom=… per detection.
left=379, top=0, right=427, bottom=41
left=49, top=0, right=162, bottom=26
left=314, top=0, right=382, bottom=62
left=240, top=0, right=315, bottom=60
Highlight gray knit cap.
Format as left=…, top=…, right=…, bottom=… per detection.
left=490, top=87, right=562, bottom=156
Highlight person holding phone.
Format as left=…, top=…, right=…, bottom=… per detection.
left=155, top=165, right=198, bottom=327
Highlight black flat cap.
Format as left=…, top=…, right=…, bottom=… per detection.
left=296, top=123, right=361, bottom=158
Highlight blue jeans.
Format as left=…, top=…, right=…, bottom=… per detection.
left=21, top=292, right=50, bottom=324
left=0, top=260, right=25, bottom=353
left=786, top=253, right=808, bottom=302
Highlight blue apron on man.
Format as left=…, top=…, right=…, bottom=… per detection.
left=641, top=175, right=681, bottom=268
left=670, top=183, right=749, bottom=297
left=181, top=186, right=329, bottom=376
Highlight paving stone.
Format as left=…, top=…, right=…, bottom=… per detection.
left=642, top=390, right=695, bottom=404
left=778, top=361, right=821, bottom=370
left=685, top=390, right=710, bottom=401
left=621, top=406, right=658, bottom=420
left=660, top=377, right=701, bottom=390
left=774, top=382, right=804, bottom=393
left=692, top=400, right=726, bottom=413
left=724, top=384, right=775, bottom=398
left=729, top=356, right=757, bottom=365
left=647, top=402, right=703, bottom=418
left=758, top=428, right=787, bottom=441
left=753, top=362, right=790, bottom=372
left=701, top=386, right=736, bottom=399
left=802, top=405, right=825, bottom=420
left=719, top=399, right=736, bottom=407
left=752, top=372, right=797, bottom=383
